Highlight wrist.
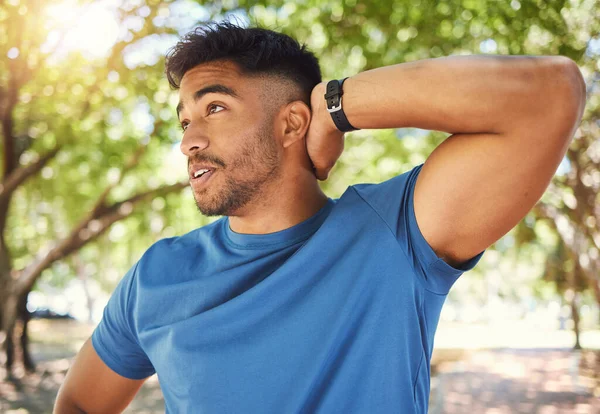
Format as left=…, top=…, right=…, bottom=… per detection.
left=312, top=81, right=339, bottom=135
left=323, top=77, right=359, bottom=132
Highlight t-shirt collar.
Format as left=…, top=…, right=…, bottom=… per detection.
left=223, top=198, right=335, bottom=249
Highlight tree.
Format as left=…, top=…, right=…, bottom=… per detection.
left=0, top=0, right=194, bottom=374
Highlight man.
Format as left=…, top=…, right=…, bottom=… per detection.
left=53, top=22, right=585, bottom=413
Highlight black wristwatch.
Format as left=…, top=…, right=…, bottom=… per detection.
left=324, top=78, right=359, bottom=132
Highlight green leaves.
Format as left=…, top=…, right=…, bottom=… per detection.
left=2, top=0, right=599, bottom=306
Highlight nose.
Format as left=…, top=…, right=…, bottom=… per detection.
left=180, top=125, right=209, bottom=156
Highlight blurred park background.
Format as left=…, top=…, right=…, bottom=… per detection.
left=1, top=0, right=600, bottom=412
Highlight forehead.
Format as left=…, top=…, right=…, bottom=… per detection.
left=179, top=61, right=258, bottom=100
left=181, top=61, right=240, bottom=86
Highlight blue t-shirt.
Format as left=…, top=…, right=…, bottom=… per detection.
left=92, top=163, right=484, bottom=413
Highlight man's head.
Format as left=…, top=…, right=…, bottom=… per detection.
left=165, top=22, right=322, bottom=217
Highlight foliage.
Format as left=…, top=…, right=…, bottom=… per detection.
left=1, top=0, right=599, bottom=316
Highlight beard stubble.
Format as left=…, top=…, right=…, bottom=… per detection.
left=192, top=120, right=280, bottom=217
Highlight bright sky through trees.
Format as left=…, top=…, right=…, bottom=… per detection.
left=43, top=0, right=120, bottom=59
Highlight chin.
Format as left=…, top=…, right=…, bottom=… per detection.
left=192, top=173, right=270, bottom=217
left=194, top=193, right=246, bottom=217
left=194, top=196, right=225, bottom=217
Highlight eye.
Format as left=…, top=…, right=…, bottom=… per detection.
left=180, top=121, right=189, bottom=132
left=208, top=104, right=225, bottom=115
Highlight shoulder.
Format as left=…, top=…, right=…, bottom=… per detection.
left=345, top=164, right=423, bottom=226
left=352, top=164, right=421, bottom=202
left=138, top=218, right=226, bottom=267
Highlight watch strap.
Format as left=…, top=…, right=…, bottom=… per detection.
left=324, top=78, right=358, bottom=132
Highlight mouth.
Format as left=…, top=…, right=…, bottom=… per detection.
left=190, top=167, right=215, bottom=188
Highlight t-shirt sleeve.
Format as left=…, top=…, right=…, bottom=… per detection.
left=91, top=262, right=155, bottom=379
left=352, top=163, right=485, bottom=294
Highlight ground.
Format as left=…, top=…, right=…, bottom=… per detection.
left=0, top=319, right=599, bottom=413
left=430, top=348, right=600, bottom=413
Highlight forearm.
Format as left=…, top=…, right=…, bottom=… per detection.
left=338, top=54, right=584, bottom=136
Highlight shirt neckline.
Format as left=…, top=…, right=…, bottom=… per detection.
left=223, top=198, right=335, bottom=249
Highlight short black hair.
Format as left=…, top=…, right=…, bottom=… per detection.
left=165, top=22, right=322, bottom=105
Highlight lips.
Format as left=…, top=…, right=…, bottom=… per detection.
left=192, top=170, right=214, bottom=188
left=193, top=168, right=211, bottom=179
left=189, top=164, right=217, bottom=181
left=189, top=164, right=217, bottom=189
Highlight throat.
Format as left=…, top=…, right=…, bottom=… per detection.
left=228, top=191, right=329, bottom=235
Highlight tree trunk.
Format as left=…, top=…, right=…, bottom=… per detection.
left=1, top=284, right=36, bottom=376
left=19, top=290, right=35, bottom=372
left=75, top=253, right=95, bottom=324
left=2, top=286, right=18, bottom=374
left=570, top=291, right=582, bottom=350
left=567, top=255, right=583, bottom=351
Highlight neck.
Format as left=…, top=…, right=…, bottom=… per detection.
left=228, top=169, right=328, bottom=235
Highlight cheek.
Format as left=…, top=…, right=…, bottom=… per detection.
left=231, top=133, right=277, bottom=170
left=212, top=112, right=277, bottom=164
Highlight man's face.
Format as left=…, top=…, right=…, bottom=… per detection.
left=177, top=61, right=281, bottom=217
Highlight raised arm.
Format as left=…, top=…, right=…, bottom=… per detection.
left=307, top=55, right=585, bottom=267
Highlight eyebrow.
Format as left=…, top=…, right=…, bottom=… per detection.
left=176, top=84, right=240, bottom=119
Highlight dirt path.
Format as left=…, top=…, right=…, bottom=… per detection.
left=429, top=348, right=600, bottom=414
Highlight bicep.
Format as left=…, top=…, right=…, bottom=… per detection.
left=414, top=59, right=583, bottom=267
left=414, top=126, right=573, bottom=267
left=54, top=338, right=148, bottom=414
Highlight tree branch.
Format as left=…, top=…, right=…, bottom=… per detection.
left=86, top=144, right=148, bottom=222
left=14, top=180, right=188, bottom=295
left=0, top=145, right=62, bottom=202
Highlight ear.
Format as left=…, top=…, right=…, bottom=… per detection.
left=280, top=101, right=311, bottom=149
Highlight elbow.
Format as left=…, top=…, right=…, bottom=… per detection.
left=538, top=57, right=586, bottom=141
left=554, top=56, right=586, bottom=122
